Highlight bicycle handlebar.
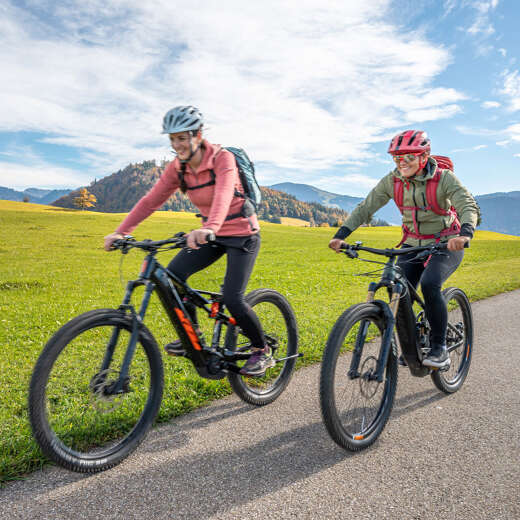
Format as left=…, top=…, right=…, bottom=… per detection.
left=340, top=240, right=469, bottom=259
left=111, top=231, right=217, bottom=253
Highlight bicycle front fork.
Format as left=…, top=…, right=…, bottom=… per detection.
left=348, top=284, right=402, bottom=382
left=99, top=279, right=154, bottom=394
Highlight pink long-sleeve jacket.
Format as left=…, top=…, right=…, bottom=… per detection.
left=116, top=140, right=259, bottom=236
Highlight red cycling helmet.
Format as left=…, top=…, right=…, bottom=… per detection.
left=388, top=130, right=431, bottom=154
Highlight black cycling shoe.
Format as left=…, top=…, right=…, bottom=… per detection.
left=422, top=343, right=450, bottom=369
left=398, top=355, right=407, bottom=367
left=164, top=340, right=186, bottom=357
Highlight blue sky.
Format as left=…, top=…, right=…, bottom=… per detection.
left=0, top=0, right=518, bottom=196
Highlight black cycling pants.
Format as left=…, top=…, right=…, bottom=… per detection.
left=167, top=234, right=264, bottom=348
left=397, top=245, right=464, bottom=345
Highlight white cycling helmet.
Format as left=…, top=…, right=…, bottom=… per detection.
left=161, top=106, right=204, bottom=134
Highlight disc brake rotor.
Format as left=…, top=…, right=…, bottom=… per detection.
left=89, top=368, right=127, bottom=414
left=359, top=356, right=380, bottom=399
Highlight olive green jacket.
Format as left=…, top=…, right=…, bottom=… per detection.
left=339, top=157, right=479, bottom=246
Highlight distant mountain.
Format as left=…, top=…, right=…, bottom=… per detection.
left=474, top=191, right=520, bottom=236
left=269, top=182, right=401, bottom=224
left=270, top=182, right=520, bottom=237
left=52, top=160, right=350, bottom=227
left=0, top=186, right=73, bottom=204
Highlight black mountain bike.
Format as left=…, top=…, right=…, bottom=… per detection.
left=29, top=233, right=300, bottom=473
left=320, top=241, right=473, bottom=451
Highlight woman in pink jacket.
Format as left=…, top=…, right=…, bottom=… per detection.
left=104, top=106, right=272, bottom=376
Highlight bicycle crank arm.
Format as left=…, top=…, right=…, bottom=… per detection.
left=447, top=341, right=464, bottom=352
left=275, top=353, right=303, bottom=362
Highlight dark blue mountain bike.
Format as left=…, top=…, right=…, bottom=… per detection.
left=29, top=233, right=299, bottom=473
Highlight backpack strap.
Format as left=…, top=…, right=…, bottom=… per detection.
left=425, top=169, right=449, bottom=216
left=185, top=170, right=216, bottom=191
left=393, top=177, right=404, bottom=214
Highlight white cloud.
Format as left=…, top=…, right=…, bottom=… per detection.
left=467, top=0, right=500, bottom=36
left=505, top=123, right=520, bottom=142
left=318, top=174, right=379, bottom=191
left=0, top=0, right=466, bottom=187
left=496, top=139, right=511, bottom=146
left=500, top=70, right=520, bottom=111
left=481, top=101, right=501, bottom=109
left=0, top=161, right=90, bottom=190
left=455, top=125, right=497, bottom=136
left=443, top=0, right=457, bottom=16
left=499, top=48, right=507, bottom=57
left=451, top=144, right=488, bottom=153
left=514, top=154, right=520, bottom=158
left=458, top=0, right=500, bottom=57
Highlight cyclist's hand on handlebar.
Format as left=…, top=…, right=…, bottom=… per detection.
left=447, top=236, right=470, bottom=251
left=329, top=238, right=346, bottom=253
left=187, top=228, right=215, bottom=249
left=104, top=232, right=124, bottom=251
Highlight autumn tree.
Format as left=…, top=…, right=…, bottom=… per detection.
left=74, top=188, right=97, bottom=210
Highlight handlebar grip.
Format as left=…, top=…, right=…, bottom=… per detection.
left=437, top=240, right=470, bottom=251
left=110, top=239, right=123, bottom=250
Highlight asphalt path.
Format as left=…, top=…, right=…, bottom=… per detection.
left=1, top=290, right=519, bottom=519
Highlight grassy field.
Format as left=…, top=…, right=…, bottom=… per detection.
left=1, top=200, right=520, bottom=482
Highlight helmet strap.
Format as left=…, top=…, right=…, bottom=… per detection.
left=180, top=133, right=202, bottom=165
left=418, top=154, right=428, bottom=171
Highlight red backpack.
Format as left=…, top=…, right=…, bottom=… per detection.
left=393, top=155, right=461, bottom=246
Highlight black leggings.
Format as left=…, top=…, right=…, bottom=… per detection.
left=167, top=234, right=265, bottom=348
left=397, top=245, right=464, bottom=345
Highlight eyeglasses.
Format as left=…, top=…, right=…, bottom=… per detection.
left=391, top=152, right=423, bottom=164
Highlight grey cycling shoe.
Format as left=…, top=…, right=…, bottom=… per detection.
left=164, top=340, right=185, bottom=357
left=240, top=346, right=275, bottom=376
left=422, top=343, right=450, bottom=369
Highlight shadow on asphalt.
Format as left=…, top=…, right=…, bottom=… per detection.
left=12, top=385, right=451, bottom=518
left=142, top=400, right=256, bottom=454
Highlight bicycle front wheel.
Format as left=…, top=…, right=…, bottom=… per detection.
left=226, top=289, right=299, bottom=406
left=320, top=303, right=398, bottom=451
left=29, top=309, right=164, bottom=473
left=431, top=287, right=473, bottom=394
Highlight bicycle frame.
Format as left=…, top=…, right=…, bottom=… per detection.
left=101, top=250, right=252, bottom=388
left=346, top=245, right=439, bottom=381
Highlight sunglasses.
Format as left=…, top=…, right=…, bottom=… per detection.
left=391, top=152, right=423, bottom=164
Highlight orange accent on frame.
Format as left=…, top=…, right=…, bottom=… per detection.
left=140, top=259, right=148, bottom=275
left=174, top=308, right=202, bottom=350
left=354, top=435, right=364, bottom=440
left=229, top=317, right=237, bottom=325
left=210, top=302, right=220, bottom=318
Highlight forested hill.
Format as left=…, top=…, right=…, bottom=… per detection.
left=51, top=160, right=350, bottom=226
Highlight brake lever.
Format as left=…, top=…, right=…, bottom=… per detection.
left=342, top=247, right=359, bottom=259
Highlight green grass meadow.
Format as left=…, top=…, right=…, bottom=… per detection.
left=1, top=200, right=520, bottom=482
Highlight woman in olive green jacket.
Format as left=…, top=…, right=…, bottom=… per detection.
left=329, top=130, right=479, bottom=369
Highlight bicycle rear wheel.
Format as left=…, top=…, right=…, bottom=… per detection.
left=225, top=289, right=299, bottom=406
left=29, top=309, right=164, bottom=473
left=320, top=303, right=398, bottom=451
left=431, top=287, right=473, bottom=394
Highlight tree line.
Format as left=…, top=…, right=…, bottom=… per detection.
left=53, top=160, right=388, bottom=228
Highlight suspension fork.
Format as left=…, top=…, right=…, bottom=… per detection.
left=349, top=282, right=401, bottom=382
left=348, top=282, right=379, bottom=378
left=374, top=284, right=402, bottom=382
left=100, top=257, right=156, bottom=393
